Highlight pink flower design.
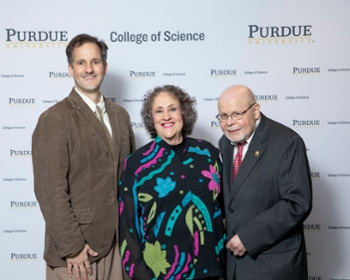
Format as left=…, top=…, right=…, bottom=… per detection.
left=201, top=165, right=221, bottom=194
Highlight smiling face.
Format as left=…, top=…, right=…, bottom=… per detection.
left=152, top=92, right=184, bottom=145
left=68, top=42, right=107, bottom=97
left=218, top=85, right=260, bottom=144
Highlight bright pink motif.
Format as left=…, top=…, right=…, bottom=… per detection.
left=122, top=250, right=130, bottom=268
left=193, top=231, right=199, bottom=256
left=201, top=165, right=221, bottom=194
left=119, top=201, right=124, bottom=216
left=129, top=263, right=135, bottom=278
left=135, top=147, right=166, bottom=175
left=175, top=253, right=192, bottom=280
left=143, top=141, right=156, bottom=156
left=165, top=246, right=180, bottom=280
left=123, top=157, right=128, bottom=171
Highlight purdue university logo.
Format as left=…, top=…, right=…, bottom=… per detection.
left=6, top=29, right=68, bottom=48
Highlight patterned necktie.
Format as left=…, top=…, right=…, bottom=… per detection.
left=233, top=141, right=247, bottom=181
left=96, top=105, right=113, bottom=152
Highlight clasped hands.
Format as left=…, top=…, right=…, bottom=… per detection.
left=66, top=244, right=98, bottom=280
left=226, top=234, right=246, bottom=257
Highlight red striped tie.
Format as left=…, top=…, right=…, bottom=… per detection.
left=233, top=142, right=247, bottom=181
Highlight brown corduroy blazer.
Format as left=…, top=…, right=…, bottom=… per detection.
left=32, top=88, right=135, bottom=267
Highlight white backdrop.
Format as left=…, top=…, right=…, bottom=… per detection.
left=1, top=0, right=350, bottom=279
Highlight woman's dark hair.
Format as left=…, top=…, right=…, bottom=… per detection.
left=141, top=85, right=197, bottom=139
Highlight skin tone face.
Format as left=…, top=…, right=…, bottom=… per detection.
left=218, top=85, right=260, bottom=144
left=68, top=42, right=108, bottom=103
left=152, top=92, right=184, bottom=146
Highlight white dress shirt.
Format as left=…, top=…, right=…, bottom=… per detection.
left=75, top=87, right=113, bottom=137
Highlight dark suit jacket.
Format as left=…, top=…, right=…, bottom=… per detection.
left=32, top=89, right=135, bottom=267
left=219, top=113, right=312, bottom=280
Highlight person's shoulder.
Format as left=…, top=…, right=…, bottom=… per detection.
left=218, top=134, right=228, bottom=145
left=263, top=114, right=302, bottom=140
left=127, top=140, right=155, bottom=161
left=105, top=99, right=129, bottom=115
left=38, top=97, right=70, bottom=119
left=187, top=137, right=219, bottom=152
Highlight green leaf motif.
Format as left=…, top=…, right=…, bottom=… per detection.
left=139, top=193, right=154, bottom=202
left=143, top=241, right=171, bottom=278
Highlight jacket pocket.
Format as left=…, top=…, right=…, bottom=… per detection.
left=262, top=234, right=300, bottom=254
left=75, top=211, right=93, bottom=224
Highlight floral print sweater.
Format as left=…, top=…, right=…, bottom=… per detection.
left=119, top=136, right=226, bottom=279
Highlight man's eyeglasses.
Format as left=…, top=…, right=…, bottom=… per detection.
left=216, top=103, right=256, bottom=122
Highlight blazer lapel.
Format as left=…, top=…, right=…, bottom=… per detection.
left=230, top=114, right=268, bottom=197
left=105, top=100, right=120, bottom=160
left=219, top=136, right=235, bottom=211
left=68, top=89, right=112, bottom=153
left=222, top=138, right=234, bottom=192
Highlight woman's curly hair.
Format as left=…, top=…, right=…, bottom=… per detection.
left=141, top=85, right=197, bottom=139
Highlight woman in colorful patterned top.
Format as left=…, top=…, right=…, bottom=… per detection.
left=119, top=85, right=226, bottom=279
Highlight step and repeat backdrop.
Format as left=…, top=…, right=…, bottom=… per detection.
left=1, top=0, right=350, bottom=279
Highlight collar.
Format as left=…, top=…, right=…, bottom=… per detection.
left=74, top=87, right=105, bottom=113
left=155, top=135, right=188, bottom=153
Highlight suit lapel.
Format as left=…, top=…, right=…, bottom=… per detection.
left=230, top=114, right=268, bottom=197
left=219, top=136, right=234, bottom=211
left=222, top=138, right=234, bottom=193
left=105, top=100, right=120, bottom=160
left=68, top=89, right=113, bottom=154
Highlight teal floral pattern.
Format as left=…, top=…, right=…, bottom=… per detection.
left=119, top=137, right=226, bottom=279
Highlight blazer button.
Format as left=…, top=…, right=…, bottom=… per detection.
left=229, top=209, right=234, bottom=214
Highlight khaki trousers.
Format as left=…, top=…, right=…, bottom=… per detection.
left=46, top=240, right=124, bottom=280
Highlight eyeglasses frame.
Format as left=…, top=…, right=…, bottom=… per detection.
left=215, top=102, right=256, bottom=122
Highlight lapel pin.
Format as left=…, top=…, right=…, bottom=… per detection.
left=255, top=151, right=260, bottom=157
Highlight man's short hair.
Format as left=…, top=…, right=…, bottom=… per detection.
left=66, top=33, right=108, bottom=65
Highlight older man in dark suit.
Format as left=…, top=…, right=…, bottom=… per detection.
left=32, top=34, right=135, bottom=280
left=217, top=85, right=312, bottom=280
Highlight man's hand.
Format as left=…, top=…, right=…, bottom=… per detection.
left=66, top=244, right=98, bottom=280
left=226, top=234, right=246, bottom=257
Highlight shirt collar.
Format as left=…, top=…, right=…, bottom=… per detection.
left=75, top=87, right=106, bottom=114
